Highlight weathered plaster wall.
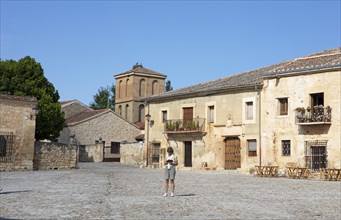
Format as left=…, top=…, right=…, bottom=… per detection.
left=120, top=142, right=144, bottom=166
left=261, top=70, right=341, bottom=169
left=147, top=90, right=260, bottom=171
left=79, top=143, right=103, bottom=162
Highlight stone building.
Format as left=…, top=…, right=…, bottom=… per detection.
left=0, top=94, right=38, bottom=171
left=58, top=100, right=142, bottom=162
left=261, top=48, right=341, bottom=170
left=143, top=66, right=273, bottom=170
left=59, top=100, right=90, bottom=119
left=114, top=63, right=167, bottom=124
left=143, top=47, right=341, bottom=172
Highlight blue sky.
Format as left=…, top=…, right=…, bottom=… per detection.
left=1, top=1, right=340, bottom=105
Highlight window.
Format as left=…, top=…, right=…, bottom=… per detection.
left=278, top=98, right=288, bottom=116
left=111, top=142, right=120, bottom=154
left=310, top=146, right=326, bottom=171
left=207, top=106, right=214, bottom=123
left=245, top=102, right=254, bottom=120
left=118, top=80, right=123, bottom=98
left=248, top=139, right=257, bottom=157
left=126, top=79, right=130, bottom=98
left=282, top=140, right=291, bottom=156
left=125, top=104, right=129, bottom=120
left=139, top=79, right=145, bottom=97
left=138, top=104, right=145, bottom=122
left=152, top=80, right=158, bottom=95
left=0, top=132, right=14, bottom=159
left=310, top=93, right=324, bottom=107
left=0, top=135, right=7, bottom=157
left=162, top=111, right=167, bottom=123
left=118, top=105, right=122, bottom=116
left=305, top=140, right=327, bottom=171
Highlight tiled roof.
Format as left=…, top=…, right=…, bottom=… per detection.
left=135, top=134, right=145, bottom=140
left=60, top=100, right=77, bottom=106
left=145, top=47, right=340, bottom=101
left=65, top=108, right=142, bottom=129
left=59, top=99, right=92, bottom=112
left=266, top=47, right=341, bottom=75
left=144, top=61, right=289, bottom=101
left=66, top=109, right=110, bottom=125
left=115, top=64, right=167, bottom=78
left=134, top=121, right=145, bottom=130
left=0, top=94, right=38, bottom=102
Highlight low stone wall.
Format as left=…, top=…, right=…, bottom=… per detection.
left=79, top=144, right=103, bottom=162
left=120, top=142, right=144, bottom=166
left=33, top=142, right=78, bottom=170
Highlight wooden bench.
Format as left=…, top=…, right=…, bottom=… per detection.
left=320, top=168, right=341, bottom=181
left=255, top=165, right=278, bottom=177
left=286, top=167, right=310, bottom=179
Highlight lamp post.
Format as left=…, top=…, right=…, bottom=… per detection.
left=145, top=113, right=151, bottom=167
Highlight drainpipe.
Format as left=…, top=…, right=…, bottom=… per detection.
left=145, top=101, right=151, bottom=167
left=257, top=86, right=262, bottom=166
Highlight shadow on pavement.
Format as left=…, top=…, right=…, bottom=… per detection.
left=0, top=190, right=32, bottom=195
left=176, top=193, right=196, bottom=197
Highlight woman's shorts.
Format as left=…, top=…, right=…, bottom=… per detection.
left=164, top=167, right=176, bottom=180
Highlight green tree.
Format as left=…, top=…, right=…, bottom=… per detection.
left=165, top=80, right=173, bottom=92
left=0, top=56, right=64, bottom=140
left=36, top=92, right=65, bottom=140
left=90, top=84, right=115, bottom=110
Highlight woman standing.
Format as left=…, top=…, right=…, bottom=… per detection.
left=164, top=147, right=177, bottom=197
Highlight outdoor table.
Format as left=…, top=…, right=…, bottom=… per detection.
left=255, top=165, right=278, bottom=177
left=286, top=167, right=310, bottom=179
left=320, top=168, right=341, bottom=181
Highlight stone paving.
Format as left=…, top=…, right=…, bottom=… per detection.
left=0, top=162, right=340, bottom=220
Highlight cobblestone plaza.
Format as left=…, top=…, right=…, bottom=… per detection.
left=1, top=163, right=340, bottom=219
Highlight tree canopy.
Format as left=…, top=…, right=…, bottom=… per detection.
left=0, top=56, right=65, bottom=141
left=90, top=84, right=115, bottom=110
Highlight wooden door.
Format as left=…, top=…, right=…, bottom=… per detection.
left=184, top=141, right=192, bottom=167
left=224, top=137, right=241, bottom=169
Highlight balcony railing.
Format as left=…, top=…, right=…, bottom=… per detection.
left=164, top=118, right=206, bottom=133
left=295, top=106, right=332, bottom=125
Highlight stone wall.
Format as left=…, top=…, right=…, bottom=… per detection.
left=0, top=95, right=37, bottom=171
left=79, top=143, right=103, bottom=162
left=33, top=142, right=78, bottom=170
left=120, top=142, right=144, bottom=166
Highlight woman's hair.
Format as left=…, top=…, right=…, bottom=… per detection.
left=167, top=147, right=174, bottom=154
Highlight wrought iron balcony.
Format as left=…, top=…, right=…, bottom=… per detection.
left=295, top=106, right=332, bottom=125
left=164, top=118, right=206, bottom=133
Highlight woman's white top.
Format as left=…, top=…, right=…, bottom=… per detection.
left=166, top=154, right=174, bottom=169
